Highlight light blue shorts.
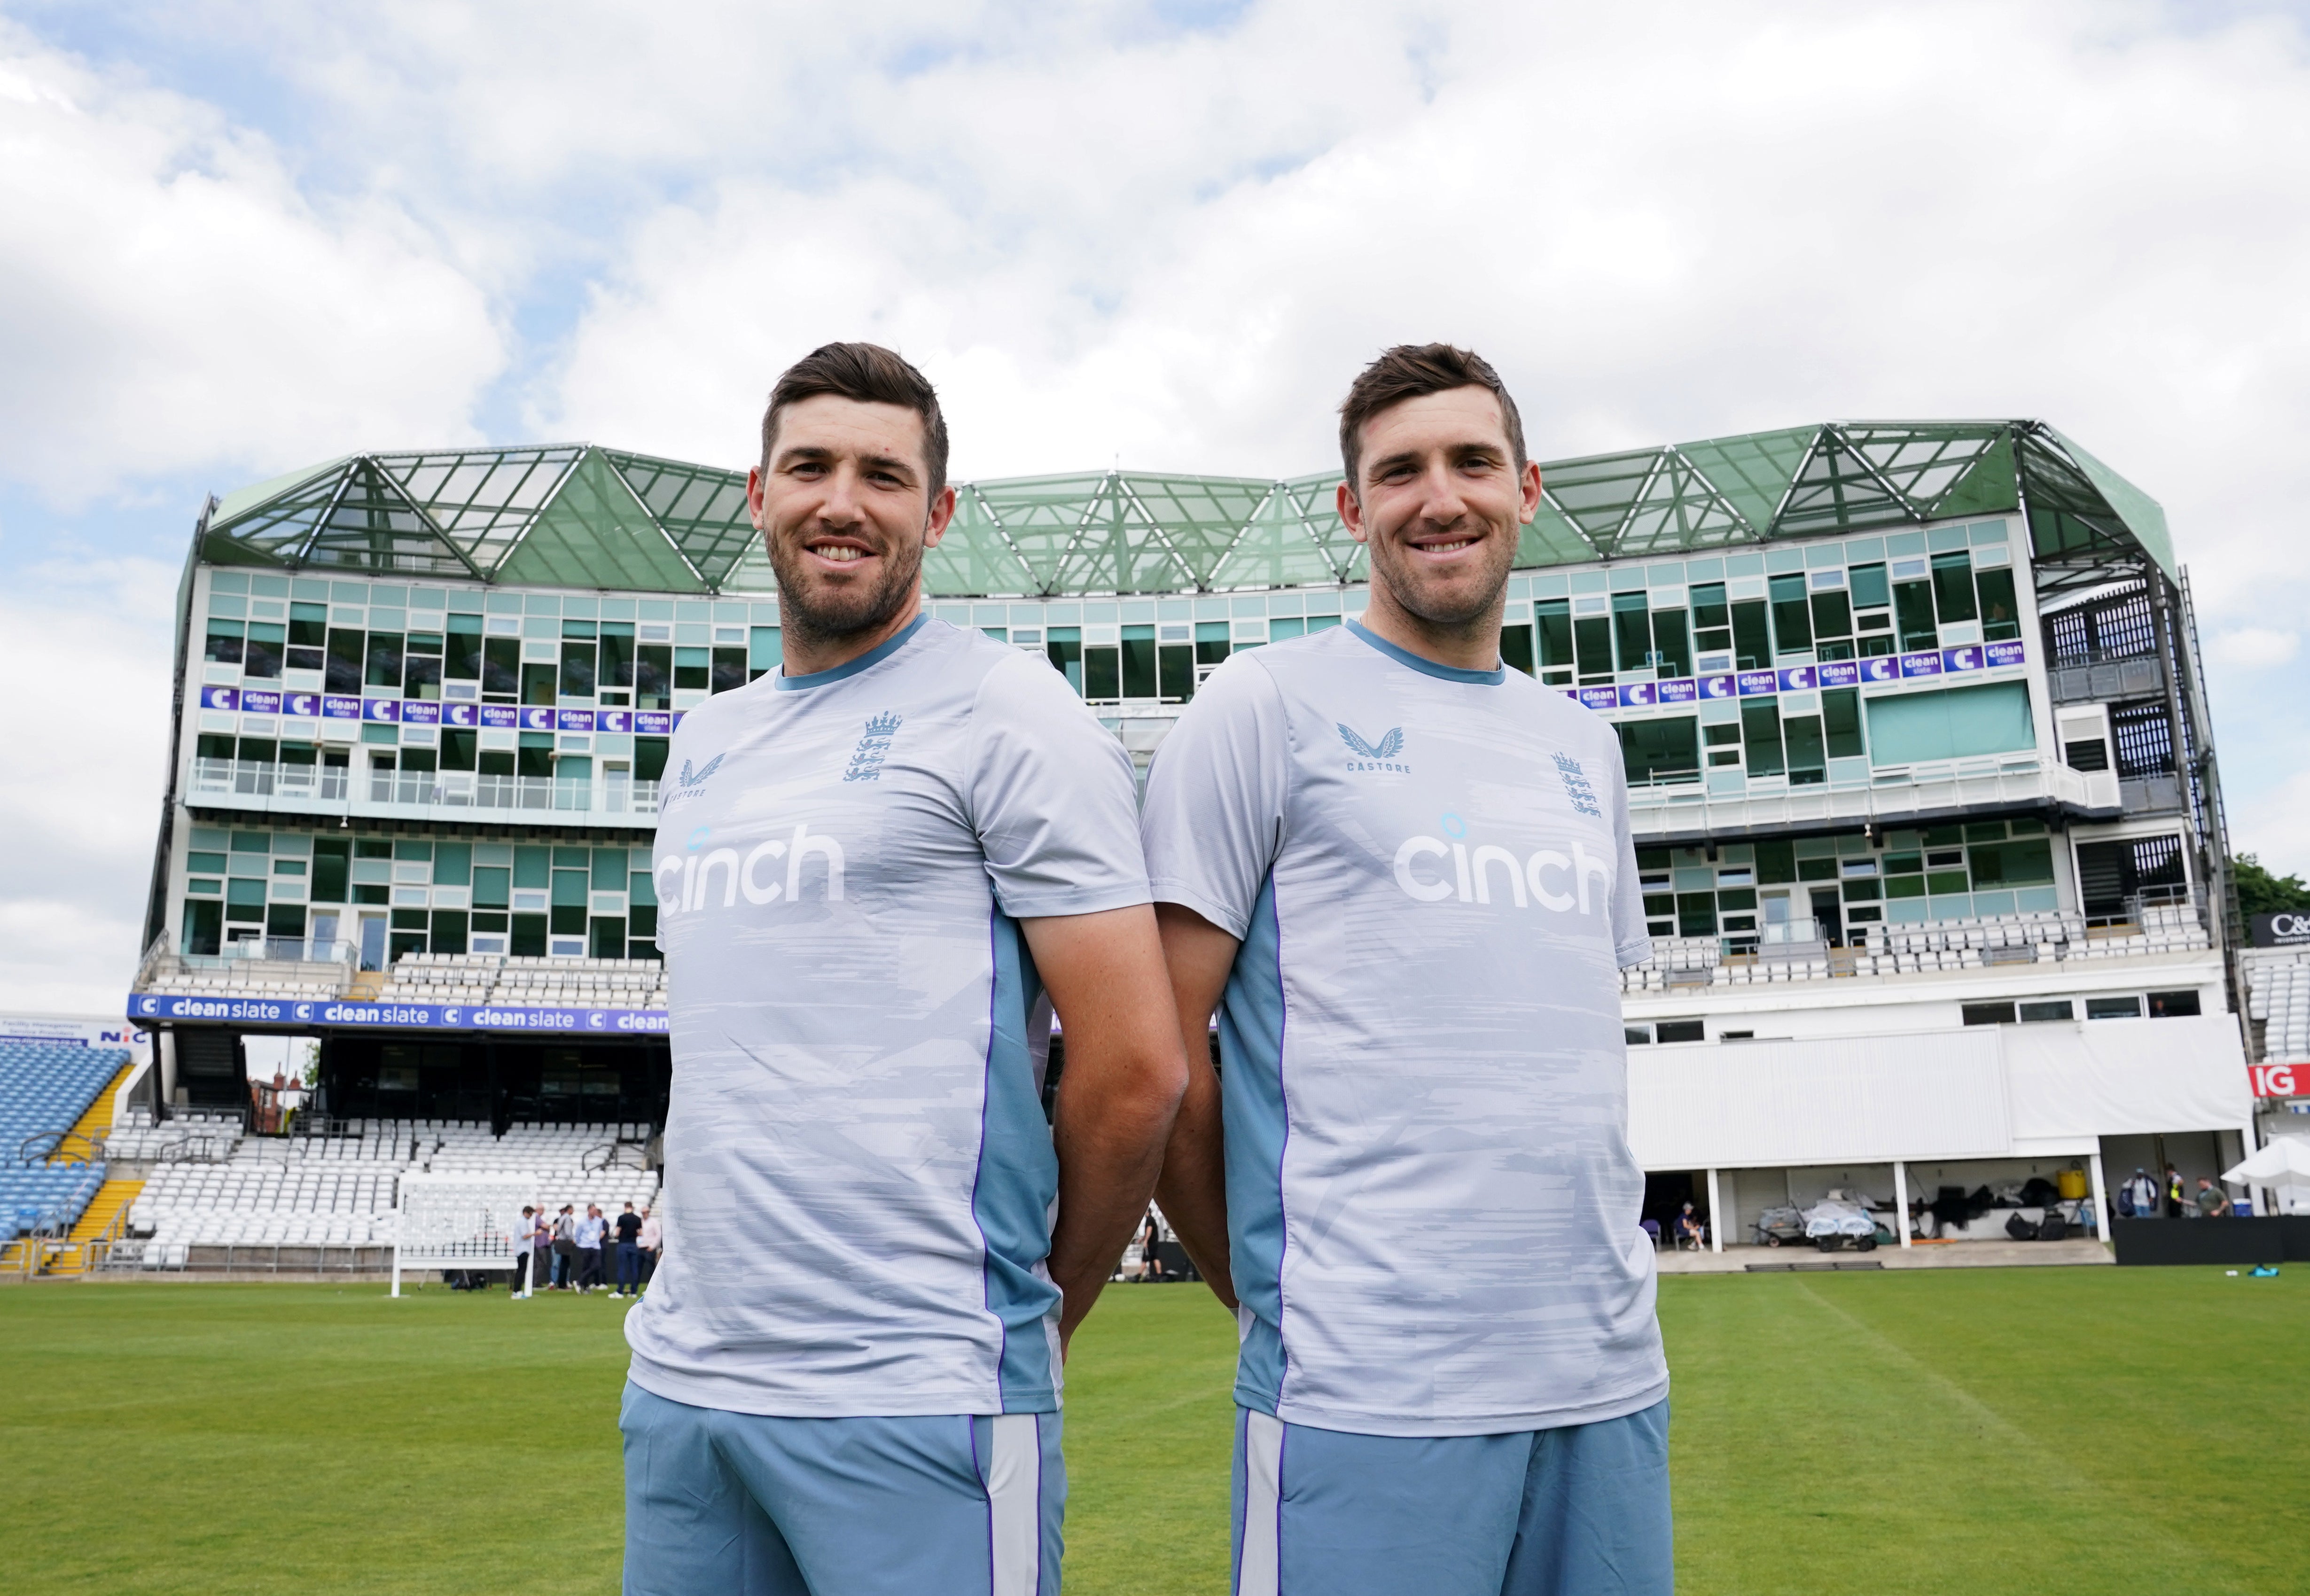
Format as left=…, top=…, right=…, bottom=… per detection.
left=620, top=1382, right=1064, bottom=1596
left=1230, top=1400, right=1671, bottom=1596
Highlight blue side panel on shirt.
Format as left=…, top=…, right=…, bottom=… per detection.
left=1221, top=873, right=1289, bottom=1411
left=976, top=910, right=1062, bottom=1410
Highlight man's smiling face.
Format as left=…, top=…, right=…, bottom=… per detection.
left=749, top=392, right=955, bottom=646
left=1339, top=386, right=1539, bottom=629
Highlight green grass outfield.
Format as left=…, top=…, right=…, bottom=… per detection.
left=6, top=1266, right=2305, bottom=1594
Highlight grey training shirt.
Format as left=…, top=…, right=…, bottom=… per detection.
left=1139, top=621, right=1666, bottom=1437
left=624, top=616, right=1150, bottom=1417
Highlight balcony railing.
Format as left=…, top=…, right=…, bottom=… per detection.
left=191, top=760, right=659, bottom=817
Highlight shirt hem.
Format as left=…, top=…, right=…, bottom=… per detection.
left=1148, top=881, right=1251, bottom=942
left=1616, top=935, right=1655, bottom=969
left=627, top=1355, right=1058, bottom=1419
left=1240, top=1372, right=1670, bottom=1438
left=998, top=883, right=1154, bottom=920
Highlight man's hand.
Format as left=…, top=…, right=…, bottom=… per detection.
left=1024, top=904, right=1189, bottom=1351
left=1153, top=902, right=1240, bottom=1313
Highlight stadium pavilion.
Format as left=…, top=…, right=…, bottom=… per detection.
left=88, top=418, right=2302, bottom=1275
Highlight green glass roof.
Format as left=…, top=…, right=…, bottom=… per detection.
left=199, top=422, right=2173, bottom=597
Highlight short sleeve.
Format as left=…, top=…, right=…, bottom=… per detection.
left=965, top=651, right=1152, bottom=919
left=1139, top=654, right=1290, bottom=941
left=1605, top=732, right=1653, bottom=968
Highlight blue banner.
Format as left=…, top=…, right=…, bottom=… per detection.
left=1818, top=662, right=1861, bottom=689
left=1656, top=677, right=1699, bottom=704
left=480, top=704, right=519, bottom=728
left=1736, top=670, right=1779, bottom=697
left=201, top=686, right=238, bottom=711
left=1577, top=685, right=1619, bottom=711
left=127, top=991, right=670, bottom=1035
left=283, top=691, right=321, bottom=718
left=241, top=688, right=282, bottom=715
left=401, top=701, right=441, bottom=725
left=519, top=707, right=555, bottom=732
left=557, top=709, right=595, bottom=732
left=1700, top=673, right=1736, bottom=701
left=324, top=694, right=361, bottom=719
left=1898, top=651, right=1943, bottom=679
left=362, top=697, right=399, bottom=723
left=200, top=685, right=693, bottom=734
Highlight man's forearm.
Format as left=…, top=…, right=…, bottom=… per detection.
left=1049, top=1065, right=1178, bottom=1337
left=1155, top=1043, right=1235, bottom=1311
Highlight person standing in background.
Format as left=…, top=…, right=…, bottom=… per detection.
left=2195, top=1178, right=2231, bottom=1218
left=613, top=1201, right=645, bottom=1297
left=636, top=1205, right=661, bottom=1288
left=511, top=1206, right=538, bottom=1299
left=2123, top=1168, right=2156, bottom=1220
left=2165, top=1165, right=2185, bottom=1219
left=551, top=1205, right=577, bottom=1288
left=576, top=1204, right=607, bottom=1292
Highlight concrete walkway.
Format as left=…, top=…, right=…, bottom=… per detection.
left=1658, top=1238, right=2113, bottom=1274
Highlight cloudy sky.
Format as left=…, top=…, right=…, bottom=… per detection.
left=2, top=0, right=2307, bottom=1012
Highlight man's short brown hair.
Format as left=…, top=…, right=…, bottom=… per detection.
left=1337, top=343, right=1527, bottom=490
left=760, top=342, right=950, bottom=502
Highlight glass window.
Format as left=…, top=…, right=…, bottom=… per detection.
left=288, top=602, right=328, bottom=648
left=1754, top=839, right=1796, bottom=885
left=1893, top=579, right=1937, bottom=650
left=403, top=642, right=441, bottom=700
left=365, top=632, right=404, bottom=690
left=1865, top=683, right=2036, bottom=765
left=1930, top=551, right=1977, bottom=624
left=1676, top=894, right=1717, bottom=937
left=1704, top=722, right=1742, bottom=766
left=1741, top=701, right=1785, bottom=777
left=433, top=842, right=472, bottom=886
left=1656, top=1020, right=1705, bottom=1044
left=513, top=847, right=550, bottom=888
left=1084, top=646, right=1120, bottom=701
left=2086, top=996, right=2142, bottom=1020
left=1731, top=600, right=1770, bottom=670
left=635, top=737, right=669, bottom=782
left=1616, top=718, right=1699, bottom=786
left=1809, top=589, right=1852, bottom=641
left=1573, top=615, right=1612, bottom=678
left=1975, top=566, right=2020, bottom=641
left=439, top=729, right=477, bottom=771
left=1962, top=1002, right=2015, bottom=1026
left=1121, top=625, right=1157, bottom=698
left=472, top=866, right=511, bottom=909
left=635, top=644, right=671, bottom=708
left=592, top=848, right=628, bottom=890
left=673, top=647, right=709, bottom=692
left=1536, top=599, right=1574, bottom=682
left=561, top=640, right=597, bottom=698
left=243, top=623, right=284, bottom=679
left=1690, top=583, right=1729, bottom=633
left=446, top=614, right=482, bottom=680
left=712, top=647, right=747, bottom=693
left=1613, top=593, right=1651, bottom=672
left=1499, top=623, right=1534, bottom=677
left=743, top=626, right=777, bottom=679
left=1159, top=638, right=1195, bottom=701
left=1768, top=574, right=1811, bottom=655
left=1784, top=715, right=1825, bottom=784
left=520, top=662, right=556, bottom=706
left=1848, top=563, right=1889, bottom=609
left=2147, top=990, right=2201, bottom=1018
left=483, top=636, right=520, bottom=700
left=204, top=621, right=245, bottom=665
left=2018, top=999, right=2073, bottom=1023
left=1047, top=630, right=1085, bottom=694
left=1649, top=609, right=1691, bottom=677
left=1822, top=688, right=1864, bottom=758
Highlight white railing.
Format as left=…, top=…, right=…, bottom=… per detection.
left=192, top=760, right=659, bottom=817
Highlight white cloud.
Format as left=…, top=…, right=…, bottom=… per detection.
left=0, top=21, right=505, bottom=506
left=2211, top=627, right=2299, bottom=670
left=0, top=561, right=177, bottom=1014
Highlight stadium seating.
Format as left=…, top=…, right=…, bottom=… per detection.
left=371, top=953, right=669, bottom=1009
left=123, top=1118, right=658, bottom=1264
left=2248, top=953, right=2310, bottom=1061
left=0, top=1042, right=127, bottom=1240
left=1619, top=903, right=2212, bottom=993
left=138, top=957, right=348, bottom=1003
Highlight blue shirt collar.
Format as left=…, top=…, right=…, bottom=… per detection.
left=774, top=614, right=929, bottom=692
left=1346, top=620, right=1506, bottom=686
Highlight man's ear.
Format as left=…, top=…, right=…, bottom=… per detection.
left=1336, top=479, right=1367, bottom=545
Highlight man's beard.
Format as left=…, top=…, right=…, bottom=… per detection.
left=1367, top=525, right=1515, bottom=628
left=767, top=526, right=927, bottom=648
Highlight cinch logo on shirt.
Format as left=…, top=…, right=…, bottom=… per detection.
left=655, top=824, right=844, bottom=916
left=1337, top=722, right=1410, bottom=774
left=1392, top=833, right=1612, bottom=913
